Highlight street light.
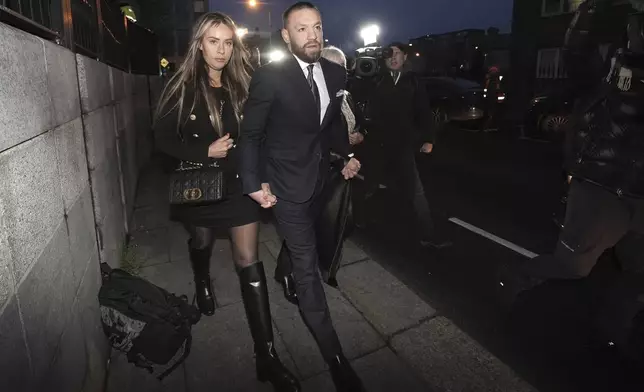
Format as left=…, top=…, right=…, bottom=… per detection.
left=237, top=27, right=249, bottom=38
left=247, top=0, right=271, bottom=46
left=360, top=24, right=379, bottom=46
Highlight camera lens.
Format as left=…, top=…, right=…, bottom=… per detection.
left=360, top=61, right=373, bottom=73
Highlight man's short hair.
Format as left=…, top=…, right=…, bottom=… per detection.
left=388, top=42, right=408, bottom=55
left=282, top=2, right=319, bottom=28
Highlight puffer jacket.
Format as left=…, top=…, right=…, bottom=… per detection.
left=564, top=1, right=644, bottom=198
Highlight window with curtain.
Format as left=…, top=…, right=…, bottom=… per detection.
left=536, top=48, right=567, bottom=79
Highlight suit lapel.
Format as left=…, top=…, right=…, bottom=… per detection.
left=284, top=55, right=318, bottom=122
left=320, top=58, right=339, bottom=130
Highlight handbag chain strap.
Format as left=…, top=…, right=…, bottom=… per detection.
left=178, top=99, right=225, bottom=170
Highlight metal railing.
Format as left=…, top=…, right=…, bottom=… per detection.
left=100, top=0, right=127, bottom=70
left=0, top=0, right=159, bottom=75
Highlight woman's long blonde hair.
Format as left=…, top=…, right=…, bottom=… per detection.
left=154, top=12, right=251, bottom=136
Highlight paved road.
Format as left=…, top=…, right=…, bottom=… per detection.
left=352, top=126, right=644, bottom=392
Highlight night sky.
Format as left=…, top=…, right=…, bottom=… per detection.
left=209, top=0, right=514, bottom=51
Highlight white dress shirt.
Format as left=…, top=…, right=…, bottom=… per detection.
left=294, top=54, right=330, bottom=125
left=391, top=71, right=401, bottom=85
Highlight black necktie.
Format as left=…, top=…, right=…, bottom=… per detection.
left=392, top=71, right=400, bottom=84
left=307, top=64, right=321, bottom=119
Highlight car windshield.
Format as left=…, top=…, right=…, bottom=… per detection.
left=424, top=77, right=482, bottom=92
left=533, top=88, right=575, bottom=100
left=430, top=77, right=481, bottom=90
left=451, top=78, right=481, bottom=89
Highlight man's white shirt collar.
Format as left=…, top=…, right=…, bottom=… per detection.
left=391, top=70, right=401, bottom=85
left=292, top=54, right=330, bottom=124
left=294, top=54, right=320, bottom=73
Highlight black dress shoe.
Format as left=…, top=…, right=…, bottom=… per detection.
left=329, top=354, right=366, bottom=392
left=274, top=273, right=298, bottom=305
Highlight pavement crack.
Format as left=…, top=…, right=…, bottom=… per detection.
left=385, top=313, right=442, bottom=344
left=340, top=256, right=370, bottom=268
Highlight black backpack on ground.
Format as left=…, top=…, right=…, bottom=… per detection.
left=98, top=263, right=201, bottom=380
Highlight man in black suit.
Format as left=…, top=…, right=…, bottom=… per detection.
left=238, top=2, right=365, bottom=391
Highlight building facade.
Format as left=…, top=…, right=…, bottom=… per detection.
left=408, top=28, right=510, bottom=83
left=135, top=0, right=207, bottom=65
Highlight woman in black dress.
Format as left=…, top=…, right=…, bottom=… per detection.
left=153, top=12, right=299, bottom=392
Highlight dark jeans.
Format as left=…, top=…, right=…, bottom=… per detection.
left=272, top=168, right=342, bottom=362
left=358, top=140, right=386, bottom=192
left=349, top=142, right=375, bottom=223
left=523, top=179, right=644, bottom=279
left=386, top=151, right=435, bottom=236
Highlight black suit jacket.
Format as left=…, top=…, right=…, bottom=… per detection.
left=153, top=87, right=239, bottom=175
left=351, top=71, right=434, bottom=150
left=238, top=55, right=350, bottom=203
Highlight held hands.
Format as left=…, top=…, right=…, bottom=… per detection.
left=349, top=132, right=365, bottom=146
left=420, top=142, right=434, bottom=154
left=207, top=134, right=234, bottom=158
left=341, top=157, right=361, bottom=180
left=249, top=183, right=277, bottom=209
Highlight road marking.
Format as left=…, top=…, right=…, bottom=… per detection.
left=448, top=217, right=539, bottom=259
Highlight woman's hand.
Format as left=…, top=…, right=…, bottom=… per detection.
left=207, top=134, right=234, bottom=158
left=420, top=142, right=433, bottom=154
left=349, top=132, right=364, bottom=145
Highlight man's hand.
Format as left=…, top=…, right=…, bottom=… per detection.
left=341, top=157, right=361, bottom=180
left=349, top=132, right=365, bottom=145
left=208, top=134, right=234, bottom=158
left=249, top=183, right=277, bottom=208
left=420, top=142, right=434, bottom=154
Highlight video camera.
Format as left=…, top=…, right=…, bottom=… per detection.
left=354, top=46, right=393, bottom=78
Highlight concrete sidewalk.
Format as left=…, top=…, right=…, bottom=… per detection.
left=105, top=165, right=538, bottom=392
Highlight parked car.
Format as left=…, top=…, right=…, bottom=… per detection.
left=523, top=88, right=575, bottom=140
left=423, top=77, right=504, bottom=130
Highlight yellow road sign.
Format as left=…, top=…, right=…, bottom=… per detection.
left=160, top=58, right=169, bottom=68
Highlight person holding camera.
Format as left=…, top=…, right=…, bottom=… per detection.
left=352, top=42, right=451, bottom=248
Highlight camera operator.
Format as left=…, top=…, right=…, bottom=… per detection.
left=352, top=42, right=451, bottom=248
left=505, top=0, right=644, bottom=297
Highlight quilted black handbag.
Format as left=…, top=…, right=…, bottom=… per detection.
left=168, top=160, right=226, bottom=205
left=168, top=99, right=226, bottom=205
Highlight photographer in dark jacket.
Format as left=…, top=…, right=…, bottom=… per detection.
left=352, top=42, right=451, bottom=248
left=506, top=0, right=644, bottom=296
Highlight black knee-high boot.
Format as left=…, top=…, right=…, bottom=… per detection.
left=239, top=263, right=300, bottom=392
left=188, top=241, right=215, bottom=316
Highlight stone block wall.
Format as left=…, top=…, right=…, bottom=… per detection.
left=0, top=21, right=156, bottom=391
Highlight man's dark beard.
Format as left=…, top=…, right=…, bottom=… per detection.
left=292, top=43, right=321, bottom=63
